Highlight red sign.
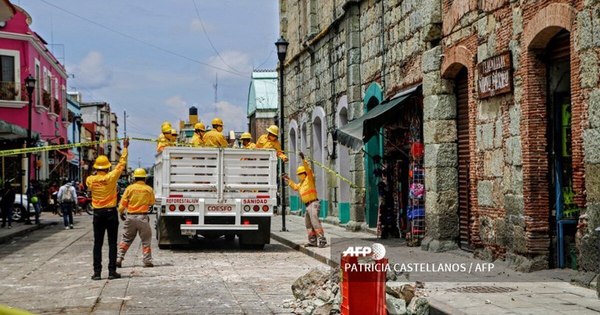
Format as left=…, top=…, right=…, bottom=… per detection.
left=243, top=199, right=268, bottom=204
left=477, top=52, right=512, bottom=99
left=166, top=198, right=198, bottom=204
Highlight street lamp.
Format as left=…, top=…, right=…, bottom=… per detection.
left=73, top=115, right=83, bottom=181
left=24, top=74, right=36, bottom=225
left=275, top=37, right=288, bottom=232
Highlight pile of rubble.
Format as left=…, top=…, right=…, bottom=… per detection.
left=282, top=267, right=430, bottom=315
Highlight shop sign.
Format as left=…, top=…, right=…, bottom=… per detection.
left=477, top=52, right=512, bottom=99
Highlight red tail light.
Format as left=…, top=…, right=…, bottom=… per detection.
left=262, top=205, right=269, bottom=212
left=185, top=220, right=192, bottom=225
left=253, top=205, right=259, bottom=212
left=243, top=220, right=250, bottom=225
left=169, top=205, right=176, bottom=211
left=179, top=205, right=186, bottom=211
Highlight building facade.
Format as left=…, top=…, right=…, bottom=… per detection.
left=0, top=4, right=68, bottom=187
left=247, top=70, right=278, bottom=141
left=280, top=0, right=600, bottom=272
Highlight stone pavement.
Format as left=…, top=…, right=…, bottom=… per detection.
left=271, top=213, right=600, bottom=315
left=0, top=212, right=61, bottom=244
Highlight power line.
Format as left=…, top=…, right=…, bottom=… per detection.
left=39, top=0, right=247, bottom=78
left=191, top=0, right=245, bottom=75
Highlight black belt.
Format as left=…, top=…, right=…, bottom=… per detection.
left=305, top=199, right=318, bottom=207
left=128, top=213, right=149, bottom=215
left=93, top=207, right=116, bottom=213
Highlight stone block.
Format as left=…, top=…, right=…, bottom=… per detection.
left=503, top=165, right=523, bottom=195
left=594, top=7, right=600, bottom=47
left=504, top=193, right=524, bottom=216
left=494, top=218, right=508, bottom=247
left=477, top=180, right=493, bottom=207
left=494, top=118, right=503, bottom=148
left=579, top=232, right=600, bottom=273
left=509, top=39, right=521, bottom=71
left=478, top=98, right=501, bottom=121
left=424, top=167, right=458, bottom=192
left=483, top=149, right=504, bottom=177
left=425, top=190, right=459, bottom=239
left=505, top=136, right=523, bottom=166
left=423, top=95, right=456, bottom=121
left=576, top=11, right=593, bottom=51
left=423, top=71, right=453, bottom=96
left=476, top=123, right=495, bottom=151
left=506, top=253, right=549, bottom=272
left=492, top=178, right=504, bottom=208
left=512, top=7, right=523, bottom=36
left=423, top=120, right=457, bottom=144
left=477, top=44, right=489, bottom=63
left=584, top=128, right=600, bottom=164
left=586, top=164, right=600, bottom=202
left=422, top=46, right=442, bottom=73
left=508, top=104, right=521, bottom=136
left=589, top=89, right=600, bottom=129
left=580, top=50, right=599, bottom=88
left=347, top=64, right=361, bottom=86
left=508, top=225, right=527, bottom=254
left=424, top=143, right=457, bottom=168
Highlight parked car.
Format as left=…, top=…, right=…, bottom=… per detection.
left=0, top=194, right=36, bottom=222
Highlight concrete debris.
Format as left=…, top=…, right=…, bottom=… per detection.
left=284, top=268, right=430, bottom=315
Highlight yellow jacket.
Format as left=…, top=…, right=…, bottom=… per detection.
left=255, top=134, right=287, bottom=160
left=287, top=159, right=318, bottom=204
left=118, top=181, right=155, bottom=214
left=243, top=142, right=256, bottom=149
left=156, top=134, right=170, bottom=153
left=86, top=148, right=128, bottom=209
left=191, top=133, right=204, bottom=147
left=203, top=129, right=229, bottom=147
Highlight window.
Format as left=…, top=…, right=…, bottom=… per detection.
left=35, top=62, right=41, bottom=105
left=0, top=55, right=16, bottom=100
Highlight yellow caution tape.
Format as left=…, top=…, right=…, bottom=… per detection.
left=0, top=138, right=123, bottom=157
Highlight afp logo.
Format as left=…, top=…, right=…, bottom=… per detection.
left=342, top=243, right=386, bottom=260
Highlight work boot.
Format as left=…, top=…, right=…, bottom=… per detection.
left=91, top=272, right=101, bottom=281
left=108, top=271, right=121, bottom=280
left=116, top=259, right=122, bottom=268
left=317, top=237, right=327, bottom=248
left=144, top=262, right=154, bottom=268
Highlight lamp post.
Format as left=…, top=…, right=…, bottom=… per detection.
left=74, top=115, right=82, bottom=181
left=24, top=74, right=36, bottom=225
left=275, top=37, right=289, bottom=232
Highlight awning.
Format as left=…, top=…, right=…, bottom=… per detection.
left=336, top=84, right=421, bottom=150
left=0, top=119, right=40, bottom=140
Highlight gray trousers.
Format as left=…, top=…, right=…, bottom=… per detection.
left=118, top=214, right=152, bottom=264
left=305, top=201, right=325, bottom=243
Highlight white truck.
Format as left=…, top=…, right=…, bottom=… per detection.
left=153, top=146, right=278, bottom=249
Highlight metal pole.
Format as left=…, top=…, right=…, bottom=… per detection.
left=124, top=109, right=127, bottom=138
left=25, top=89, right=32, bottom=224
left=279, top=61, right=287, bottom=232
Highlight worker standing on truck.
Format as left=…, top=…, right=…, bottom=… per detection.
left=255, top=125, right=288, bottom=161
left=240, top=132, right=255, bottom=149
left=86, top=138, right=129, bottom=280
left=203, top=118, right=229, bottom=148
left=283, top=152, right=327, bottom=248
left=191, top=122, right=206, bottom=147
left=156, top=121, right=172, bottom=153
left=116, top=168, right=155, bottom=268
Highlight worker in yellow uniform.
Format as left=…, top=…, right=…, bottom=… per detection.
left=86, top=138, right=129, bottom=280
left=191, top=122, right=206, bottom=147
left=255, top=125, right=288, bottom=161
left=170, top=129, right=179, bottom=145
left=283, top=152, right=326, bottom=247
left=156, top=121, right=172, bottom=153
left=203, top=118, right=229, bottom=148
left=116, top=168, right=155, bottom=268
left=240, top=132, right=255, bottom=149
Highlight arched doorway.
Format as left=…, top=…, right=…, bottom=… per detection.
left=455, top=67, right=472, bottom=250
left=337, top=100, right=351, bottom=223
left=288, top=121, right=300, bottom=212
left=364, top=83, right=384, bottom=227
left=312, top=107, right=327, bottom=218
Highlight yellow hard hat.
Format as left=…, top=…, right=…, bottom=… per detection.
left=296, top=165, right=306, bottom=175
left=161, top=121, right=172, bottom=133
left=93, top=155, right=111, bottom=170
left=133, top=168, right=147, bottom=178
left=194, top=122, right=206, bottom=131
left=267, top=125, right=279, bottom=136
left=211, top=118, right=223, bottom=126
left=171, top=129, right=177, bottom=135
left=240, top=132, right=252, bottom=140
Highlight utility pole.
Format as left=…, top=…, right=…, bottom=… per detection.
left=124, top=109, right=127, bottom=138
left=213, top=74, right=218, bottom=104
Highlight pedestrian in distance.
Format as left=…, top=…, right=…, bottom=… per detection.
left=27, top=180, right=42, bottom=225
left=240, top=132, right=256, bottom=149
left=255, top=125, right=288, bottom=162
left=203, top=118, right=229, bottom=148
left=116, top=168, right=156, bottom=268
left=190, top=122, right=206, bottom=147
left=0, top=181, right=15, bottom=229
left=86, top=138, right=129, bottom=280
left=57, top=179, right=77, bottom=229
left=283, top=152, right=327, bottom=248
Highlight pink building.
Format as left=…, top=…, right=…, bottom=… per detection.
left=0, top=4, right=68, bottom=184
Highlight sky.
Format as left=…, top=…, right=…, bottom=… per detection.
left=19, top=0, right=280, bottom=168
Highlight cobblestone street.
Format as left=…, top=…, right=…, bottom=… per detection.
left=0, top=214, right=326, bottom=314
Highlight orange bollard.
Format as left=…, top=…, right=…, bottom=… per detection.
left=340, top=255, right=387, bottom=315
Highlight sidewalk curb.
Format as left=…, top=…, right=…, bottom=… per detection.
left=270, top=232, right=338, bottom=268
left=428, top=298, right=465, bottom=315
left=0, top=221, right=57, bottom=244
